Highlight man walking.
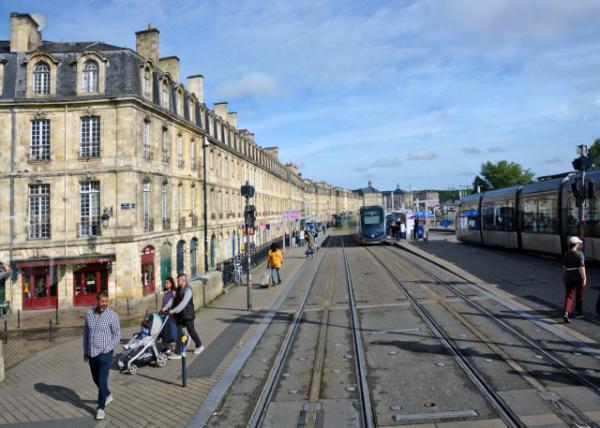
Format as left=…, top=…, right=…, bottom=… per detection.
left=165, top=273, right=204, bottom=359
left=83, top=291, right=120, bottom=420
left=267, top=242, right=283, bottom=285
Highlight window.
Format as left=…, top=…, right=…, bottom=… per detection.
left=143, top=181, right=152, bottom=231
left=522, top=194, right=559, bottom=234
left=191, top=185, right=195, bottom=215
left=482, top=200, right=515, bottom=232
left=177, top=184, right=182, bottom=220
left=33, top=62, right=50, bottom=95
left=162, top=80, right=170, bottom=109
left=143, top=120, right=151, bottom=159
left=189, top=100, right=195, bottom=122
left=162, top=127, right=169, bottom=163
left=190, top=140, right=196, bottom=169
left=80, top=181, right=100, bottom=236
left=162, top=183, right=168, bottom=225
left=80, top=116, right=101, bottom=157
left=28, top=184, right=51, bottom=239
left=143, top=68, right=152, bottom=100
left=82, top=60, right=99, bottom=93
left=176, top=91, right=182, bottom=115
left=568, top=192, right=600, bottom=237
left=30, top=119, right=50, bottom=161
left=209, top=150, right=214, bottom=171
left=177, top=135, right=183, bottom=167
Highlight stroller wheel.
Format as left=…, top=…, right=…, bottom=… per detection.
left=156, top=353, right=168, bottom=367
left=129, top=364, right=138, bottom=375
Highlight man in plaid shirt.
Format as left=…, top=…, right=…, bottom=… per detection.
left=83, top=291, right=120, bottom=420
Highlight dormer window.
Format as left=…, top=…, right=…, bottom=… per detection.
left=161, top=80, right=170, bottom=109
left=143, top=69, right=151, bottom=99
left=82, top=60, right=99, bottom=93
left=33, top=62, right=50, bottom=94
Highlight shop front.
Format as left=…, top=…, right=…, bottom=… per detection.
left=16, top=255, right=115, bottom=310
left=141, top=245, right=156, bottom=296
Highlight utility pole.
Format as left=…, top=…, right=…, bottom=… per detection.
left=241, top=181, right=255, bottom=311
left=572, top=144, right=594, bottom=243
left=203, top=137, right=209, bottom=273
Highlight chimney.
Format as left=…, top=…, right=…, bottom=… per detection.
left=135, top=26, right=159, bottom=64
left=264, top=147, right=279, bottom=160
left=187, top=75, right=204, bottom=103
left=159, top=56, right=180, bottom=83
left=226, top=112, right=237, bottom=128
left=247, top=132, right=255, bottom=144
left=214, top=102, right=228, bottom=120
left=10, top=12, right=42, bottom=53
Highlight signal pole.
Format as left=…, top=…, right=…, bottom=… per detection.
left=572, top=144, right=593, bottom=243
left=241, top=181, right=255, bottom=311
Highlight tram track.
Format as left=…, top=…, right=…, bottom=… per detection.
left=371, top=245, right=600, bottom=428
left=248, top=235, right=375, bottom=428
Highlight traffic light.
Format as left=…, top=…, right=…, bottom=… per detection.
left=244, top=205, right=256, bottom=229
left=572, top=155, right=593, bottom=171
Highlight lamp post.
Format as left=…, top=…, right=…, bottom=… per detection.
left=203, top=136, right=209, bottom=273
left=241, top=181, right=255, bottom=311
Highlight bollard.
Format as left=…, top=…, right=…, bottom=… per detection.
left=3, top=320, right=7, bottom=345
left=17, top=310, right=20, bottom=329
left=181, top=334, right=187, bottom=388
left=155, top=292, right=158, bottom=309
left=48, top=319, right=53, bottom=342
left=126, top=298, right=130, bottom=316
left=55, top=307, right=60, bottom=325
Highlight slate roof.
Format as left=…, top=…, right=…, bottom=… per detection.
left=0, top=40, right=126, bottom=54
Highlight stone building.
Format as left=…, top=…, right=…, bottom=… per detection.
left=352, top=181, right=383, bottom=208
left=0, top=13, right=351, bottom=313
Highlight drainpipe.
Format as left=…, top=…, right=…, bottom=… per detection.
left=9, top=108, right=16, bottom=306
left=64, top=105, right=68, bottom=256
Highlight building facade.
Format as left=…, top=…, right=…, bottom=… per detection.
left=0, top=13, right=357, bottom=313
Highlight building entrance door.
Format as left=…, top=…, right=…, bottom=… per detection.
left=22, top=267, right=58, bottom=310
left=74, top=263, right=108, bottom=306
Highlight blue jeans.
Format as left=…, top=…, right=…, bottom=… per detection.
left=89, top=351, right=113, bottom=409
left=271, top=267, right=281, bottom=284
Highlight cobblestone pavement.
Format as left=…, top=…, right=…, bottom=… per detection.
left=0, top=241, right=314, bottom=427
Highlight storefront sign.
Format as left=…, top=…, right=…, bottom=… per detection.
left=283, top=211, right=301, bottom=220
left=121, top=203, right=130, bottom=210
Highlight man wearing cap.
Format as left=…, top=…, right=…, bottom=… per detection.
left=562, top=236, right=587, bottom=323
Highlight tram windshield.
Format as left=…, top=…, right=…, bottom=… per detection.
left=362, top=211, right=382, bottom=226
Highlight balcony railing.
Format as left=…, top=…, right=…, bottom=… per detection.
left=162, top=151, right=170, bottom=163
left=143, top=150, right=153, bottom=161
left=26, top=224, right=51, bottom=240
left=78, top=220, right=102, bottom=237
left=178, top=216, right=186, bottom=229
left=211, top=213, right=216, bottom=220
left=27, top=150, right=51, bottom=162
left=144, top=218, right=154, bottom=232
left=78, top=149, right=102, bottom=159
left=162, top=217, right=171, bottom=230
left=177, top=159, right=185, bottom=168
left=190, top=161, right=197, bottom=170
left=190, top=215, right=198, bottom=227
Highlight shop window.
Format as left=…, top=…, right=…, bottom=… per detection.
left=22, top=267, right=58, bottom=310
left=73, top=263, right=109, bottom=306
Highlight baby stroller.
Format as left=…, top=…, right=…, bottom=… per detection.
left=118, top=313, right=170, bottom=375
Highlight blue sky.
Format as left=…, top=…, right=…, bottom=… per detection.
left=2, top=0, right=600, bottom=190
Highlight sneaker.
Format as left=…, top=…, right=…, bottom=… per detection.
left=168, top=353, right=182, bottom=360
left=563, top=313, right=570, bottom=323
left=164, top=349, right=173, bottom=355
left=105, top=395, right=113, bottom=406
left=96, top=409, right=105, bottom=420
left=574, top=313, right=584, bottom=319
left=194, top=345, right=205, bottom=355
left=277, top=280, right=282, bottom=285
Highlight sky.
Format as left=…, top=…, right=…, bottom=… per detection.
left=1, top=0, right=599, bottom=191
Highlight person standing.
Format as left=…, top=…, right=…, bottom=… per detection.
left=165, top=273, right=203, bottom=359
left=160, top=277, right=178, bottom=354
left=562, top=236, right=587, bottom=323
left=400, top=222, right=406, bottom=240
left=83, top=291, right=121, bottom=420
left=268, top=242, right=283, bottom=285
left=299, top=229, right=305, bottom=247
left=306, top=229, right=315, bottom=258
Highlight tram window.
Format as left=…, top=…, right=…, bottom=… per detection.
left=458, top=205, right=479, bottom=231
left=482, top=200, right=514, bottom=231
left=522, top=194, right=558, bottom=234
left=362, top=211, right=381, bottom=225
left=567, top=193, right=599, bottom=237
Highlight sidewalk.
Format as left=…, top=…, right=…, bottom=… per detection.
left=0, top=239, right=318, bottom=427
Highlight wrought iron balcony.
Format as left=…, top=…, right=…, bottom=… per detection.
left=77, top=220, right=102, bottom=237
left=162, top=217, right=171, bottom=230
left=144, top=218, right=154, bottom=232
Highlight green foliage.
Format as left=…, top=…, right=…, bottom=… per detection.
left=472, top=175, right=492, bottom=192
left=474, top=160, right=534, bottom=190
left=589, top=139, right=600, bottom=167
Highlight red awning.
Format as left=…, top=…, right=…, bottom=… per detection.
left=15, top=255, right=115, bottom=268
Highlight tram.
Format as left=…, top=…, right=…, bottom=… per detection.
left=456, top=171, right=600, bottom=260
left=356, top=205, right=386, bottom=244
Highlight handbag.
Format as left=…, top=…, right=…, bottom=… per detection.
left=261, top=267, right=271, bottom=287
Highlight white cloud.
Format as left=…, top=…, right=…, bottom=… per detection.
left=408, top=150, right=437, bottom=160
left=461, top=146, right=481, bottom=154
left=214, top=72, right=284, bottom=99
left=371, top=158, right=402, bottom=168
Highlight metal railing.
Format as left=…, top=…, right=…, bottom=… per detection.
left=219, top=236, right=284, bottom=286
left=178, top=216, right=186, bottom=229
left=143, top=218, right=154, bottom=232
left=162, top=217, right=171, bottom=230
left=77, top=220, right=102, bottom=237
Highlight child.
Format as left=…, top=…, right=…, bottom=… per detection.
left=123, top=318, right=151, bottom=350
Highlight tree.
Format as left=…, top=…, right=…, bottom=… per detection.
left=474, top=160, right=534, bottom=190
left=472, top=175, right=492, bottom=192
left=588, top=138, right=600, bottom=167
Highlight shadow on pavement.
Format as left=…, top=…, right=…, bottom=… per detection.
left=34, top=383, right=96, bottom=415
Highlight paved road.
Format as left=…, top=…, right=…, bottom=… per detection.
left=3, top=232, right=600, bottom=427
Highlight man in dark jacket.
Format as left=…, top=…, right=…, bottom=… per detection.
left=164, top=273, right=204, bottom=359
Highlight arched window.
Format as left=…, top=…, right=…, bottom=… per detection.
left=33, top=62, right=50, bottom=94
left=82, top=60, right=99, bottom=93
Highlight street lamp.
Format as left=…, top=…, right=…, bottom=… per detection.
left=101, top=207, right=112, bottom=229
left=203, top=136, right=209, bottom=273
